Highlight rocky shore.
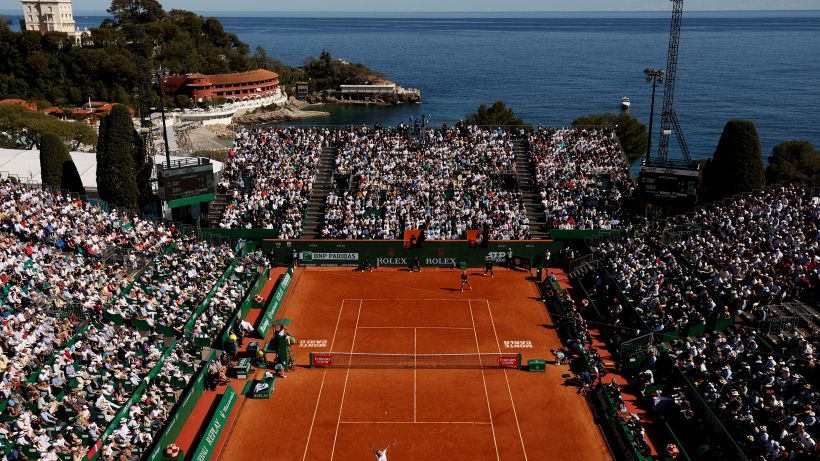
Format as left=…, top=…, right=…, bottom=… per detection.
left=233, top=102, right=330, bottom=124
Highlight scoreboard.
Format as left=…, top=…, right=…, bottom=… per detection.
left=157, top=160, right=215, bottom=206
left=638, top=165, right=699, bottom=208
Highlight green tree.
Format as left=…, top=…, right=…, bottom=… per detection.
left=765, top=140, right=820, bottom=185
left=465, top=101, right=527, bottom=127
left=572, top=112, right=648, bottom=165
left=0, top=3, right=392, bottom=108
left=61, top=156, right=86, bottom=196
left=0, top=104, right=97, bottom=150
left=108, top=0, right=166, bottom=24
left=38, top=132, right=85, bottom=195
left=96, top=105, right=140, bottom=209
left=701, top=119, right=765, bottom=203
left=39, top=133, right=67, bottom=189
left=132, top=128, right=153, bottom=210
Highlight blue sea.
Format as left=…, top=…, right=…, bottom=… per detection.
left=6, top=11, right=820, bottom=162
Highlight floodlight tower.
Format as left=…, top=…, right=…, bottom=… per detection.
left=655, top=0, right=692, bottom=165
left=637, top=0, right=700, bottom=216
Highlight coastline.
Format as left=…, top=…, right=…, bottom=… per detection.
left=232, top=101, right=331, bottom=125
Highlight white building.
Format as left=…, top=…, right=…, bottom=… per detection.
left=20, top=0, right=85, bottom=42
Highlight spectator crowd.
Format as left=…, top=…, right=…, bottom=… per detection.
left=667, top=184, right=819, bottom=312
left=322, top=125, right=530, bottom=240
left=218, top=127, right=327, bottom=238
left=0, top=177, right=268, bottom=460
left=670, top=327, right=818, bottom=459
left=529, top=127, right=633, bottom=230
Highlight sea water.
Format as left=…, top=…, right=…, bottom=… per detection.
left=10, top=11, right=820, bottom=162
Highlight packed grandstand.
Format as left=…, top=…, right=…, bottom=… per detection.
left=0, top=124, right=816, bottom=460
left=216, top=125, right=633, bottom=239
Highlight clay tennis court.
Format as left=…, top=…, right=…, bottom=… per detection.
left=217, top=267, right=611, bottom=461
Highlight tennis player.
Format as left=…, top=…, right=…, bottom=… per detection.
left=374, top=447, right=388, bottom=461
left=372, top=442, right=395, bottom=460
left=483, top=259, right=494, bottom=278
left=460, top=269, right=472, bottom=292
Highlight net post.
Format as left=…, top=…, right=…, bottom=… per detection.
left=309, top=352, right=314, bottom=368
left=517, top=353, right=522, bottom=370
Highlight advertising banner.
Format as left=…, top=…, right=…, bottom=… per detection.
left=256, top=268, right=293, bottom=337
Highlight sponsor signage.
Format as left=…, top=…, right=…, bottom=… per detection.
left=298, top=339, right=328, bottom=348
left=256, top=268, right=293, bottom=337
left=498, top=355, right=520, bottom=368
left=312, top=354, right=334, bottom=367
left=191, top=386, right=238, bottom=461
left=424, top=257, right=456, bottom=266
left=251, top=380, right=273, bottom=399
left=300, top=251, right=359, bottom=262
left=376, top=257, right=408, bottom=266
left=485, top=252, right=508, bottom=262
left=503, top=340, right=533, bottom=349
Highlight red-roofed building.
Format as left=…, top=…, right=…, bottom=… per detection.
left=162, top=69, right=280, bottom=103
left=0, top=99, right=39, bottom=111
left=42, top=102, right=125, bottom=125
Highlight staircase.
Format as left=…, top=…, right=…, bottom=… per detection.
left=513, top=139, right=550, bottom=239
left=205, top=191, right=232, bottom=228
left=301, top=146, right=338, bottom=239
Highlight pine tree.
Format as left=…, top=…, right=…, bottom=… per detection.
left=39, top=132, right=65, bottom=189
left=465, top=101, right=527, bottom=127
left=765, top=140, right=820, bottom=185
left=701, top=119, right=765, bottom=203
left=95, top=105, right=140, bottom=210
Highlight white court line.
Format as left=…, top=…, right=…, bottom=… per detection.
left=414, top=327, right=417, bottom=423
left=468, top=300, right=501, bottom=461
left=355, top=326, right=473, bottom=330
left=339, top=421, right=492, bottom=425
left=301, top=298, right=348, bottom=461
left=343, top=298, right=481, bottom=301
left=329, top=300, right=363, bottom=461
left=486, top=299, right=529, bottom=461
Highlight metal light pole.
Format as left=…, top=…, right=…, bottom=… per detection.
left=643, top=68, right=664, bottom=163
left=153, top=67, right=172, bottom=168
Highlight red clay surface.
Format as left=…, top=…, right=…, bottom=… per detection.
left=216, top=267, right=612, bottom=461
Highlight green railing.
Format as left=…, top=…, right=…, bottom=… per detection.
left=102, top=243, right=176, bottom=326
left=183, top=260, right=238, bottom=335
left=91, top=344, right=176, bottom=460
left=220, top=270, right=271, bottom=349
left=144, top=353, right=215, bottom=461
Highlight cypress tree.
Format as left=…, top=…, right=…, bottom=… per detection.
left=61, top=157, right=86, bottom=196
left=39, top=132, right=66, bottom=189
left=96, top=114, right=111, bottom=201
left=132, top=129, right=153, bottom=210
left=95, top=105, right=139, bottom=210
left=701, top=119, right=765, bottom=203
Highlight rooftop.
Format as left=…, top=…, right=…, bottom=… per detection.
left=0, top=148, right=224, bottom=193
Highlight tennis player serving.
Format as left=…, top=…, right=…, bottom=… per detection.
left=372, top=441, right=396, bottom=460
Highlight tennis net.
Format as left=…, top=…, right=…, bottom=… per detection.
left=310, top=352, right=521, bottom=369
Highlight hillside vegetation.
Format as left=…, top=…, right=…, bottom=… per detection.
left=0, top=1, right=385, bottom=109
